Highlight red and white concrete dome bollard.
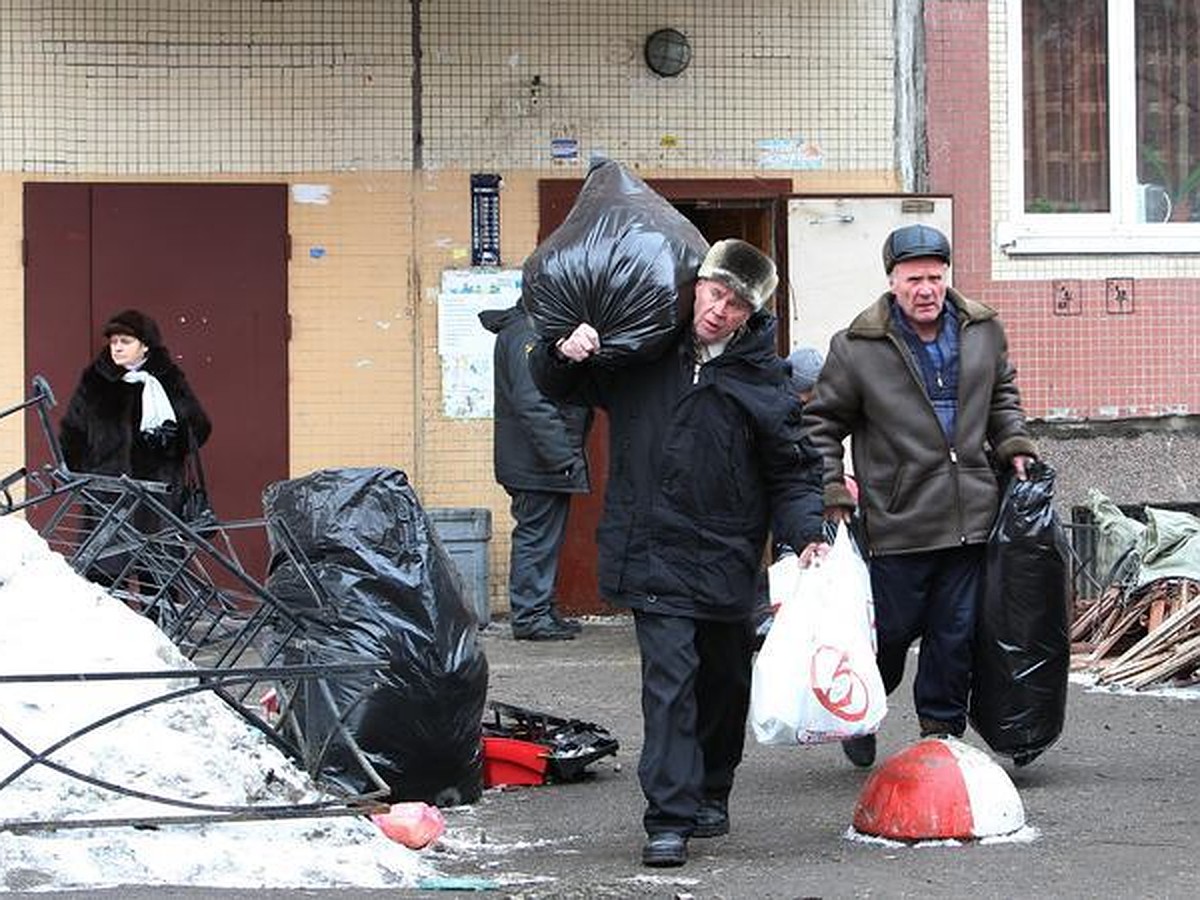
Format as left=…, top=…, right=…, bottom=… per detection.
left=852, top=737, right=1025, bottom=841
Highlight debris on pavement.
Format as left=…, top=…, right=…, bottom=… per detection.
left=372, top=801, right=447, bottom=848
left=1073, top=577, right=1200, bottom=688
left=1071, top=494, right=1200, bottom=689
left=481, top=701, right=619, bottom=787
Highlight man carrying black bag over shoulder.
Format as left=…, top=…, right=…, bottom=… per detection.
left=530, top=239, right=827, bottom=869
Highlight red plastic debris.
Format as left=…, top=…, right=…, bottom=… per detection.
left=371, top=801, right=446, bottom=849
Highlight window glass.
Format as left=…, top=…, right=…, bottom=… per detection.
left=1022, top=0, right=1109, bottom=213
left=1136, top=0, right=1200, bottom=223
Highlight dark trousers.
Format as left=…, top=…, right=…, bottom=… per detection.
left=633, top=610, right=755, bottom=835
left=869, top=545, right=985, bottom=732
left=506, top=489, right=571, bottom=630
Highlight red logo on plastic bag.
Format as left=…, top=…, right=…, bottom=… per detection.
left=810, top=645, right=870, bottom=722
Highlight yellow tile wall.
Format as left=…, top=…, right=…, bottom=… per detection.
left=286, top=173, right=420, bottom=476
left=0, top=178, right=24, bottom=502
left=0, top=1, right=901, bottom=618
left=0, top=164, right=895, bottom=617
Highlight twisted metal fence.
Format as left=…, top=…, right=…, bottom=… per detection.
left=0, top=377, right=391, bottom=832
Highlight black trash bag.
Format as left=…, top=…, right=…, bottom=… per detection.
left=262, top=467, right=488, bottom=805
left=521, top=157, right=709, bottom=368
left=969, top=460, right=1069, bottom=766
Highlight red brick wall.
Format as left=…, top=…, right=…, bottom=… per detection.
left=925, top=0, right=1200, bottom=421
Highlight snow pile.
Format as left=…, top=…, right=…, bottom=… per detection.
left=0, top=515, right=434, bottom=891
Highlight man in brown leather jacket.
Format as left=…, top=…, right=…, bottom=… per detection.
left=803, top=224, right=1037, bottom=768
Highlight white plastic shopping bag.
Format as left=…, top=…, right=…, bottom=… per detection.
left=766, top=551, right=801, bottom=611
left=750, top=523, right=887, bottom=745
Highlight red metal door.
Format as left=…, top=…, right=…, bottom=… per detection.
left=24, top=183, right=289, bottom=579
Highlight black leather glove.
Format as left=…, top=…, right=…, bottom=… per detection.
left=142, top=420, right=179, bottom=451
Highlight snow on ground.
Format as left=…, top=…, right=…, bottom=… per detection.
left=1069, top=670, right=1200, bottom=700
left=844, top=824, right=1041, bottom=848
left=0, top=515, right=437, bottom=891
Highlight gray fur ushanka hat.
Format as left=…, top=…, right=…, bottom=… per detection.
left=697, top=239, right=779, bottom=311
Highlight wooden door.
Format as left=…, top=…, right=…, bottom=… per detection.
left=24, top=183, right=289, bottom=579
left=536, top=177, right=789, bottom=615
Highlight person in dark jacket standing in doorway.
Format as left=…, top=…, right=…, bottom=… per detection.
left=531, top=239, right=826, bottom=868
left=803, top=224, right=1036, bottom=769
left=480, top=304, right=592, bottom=641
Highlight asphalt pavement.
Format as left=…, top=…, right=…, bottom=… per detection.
left=427, top=615, right=1200, bottom=899
left=17, top=614, right=1200, bottom=899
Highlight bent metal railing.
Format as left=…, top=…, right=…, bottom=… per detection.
left=0, top=377, right=391, bottom=832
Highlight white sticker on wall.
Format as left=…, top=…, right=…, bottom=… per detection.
left=291, top=184, right=332, bottom=204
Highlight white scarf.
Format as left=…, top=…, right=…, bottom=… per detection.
left=122, top=369, right=177, bottom=433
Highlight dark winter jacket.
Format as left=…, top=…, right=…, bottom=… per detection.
left=480, top=306, right=591, bottom=493
left=59, top=346, right=211, bottom=501
left=530, top=313, right=825, bottom=621
left=803, top=288, right=1037, bottom=556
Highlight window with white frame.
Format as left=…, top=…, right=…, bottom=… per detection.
left=1001, top=0, right=1200, bottom=254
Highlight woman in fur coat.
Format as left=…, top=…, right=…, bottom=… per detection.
left=59, top=308, right=211, bottom=526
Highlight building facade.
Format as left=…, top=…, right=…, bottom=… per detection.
left=2, top=1, right=1195, bottom=615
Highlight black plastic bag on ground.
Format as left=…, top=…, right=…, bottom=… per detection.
left=521, top=157, right=709, bottom=368
left=970, top=460, right=1069, bottom=765
left=262, top=467, right=488, bottom=805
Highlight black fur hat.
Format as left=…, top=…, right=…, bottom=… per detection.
left=102, top=309, right=163, bottom=349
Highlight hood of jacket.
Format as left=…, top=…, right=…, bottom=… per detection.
left=479, top=304, right=526, bottom=335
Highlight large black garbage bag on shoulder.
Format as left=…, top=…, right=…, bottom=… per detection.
left=262, top=467, right=487, bottom=805
left=522, top=157, right=709, bottom=368
left=969, top=461, right=1069, bottom=766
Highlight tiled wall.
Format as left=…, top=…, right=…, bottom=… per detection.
left=285, top=173, right=421, bottom=474
left=926, top=0, right=1200, bottom=422
left=1, top=1, right=413, bottom=173
left=0, top=2, right=899, bottom=614
left=419, top=0, right=895, bottom=171
left=0, top=178, right=23, bottom=487
left=1, top=1, right=894, bottom=175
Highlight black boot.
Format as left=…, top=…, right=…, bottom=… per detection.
left=918, top=717, right=963, bottom=739
left=693, top=799, right=729, bottom=838
left=512, top=619, right=576, bottom=641
left=841, top=734, right=877, bottom=768
left=550, top=608, right=583, bottom=633
left=642, top=832, right=687, bottom=867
